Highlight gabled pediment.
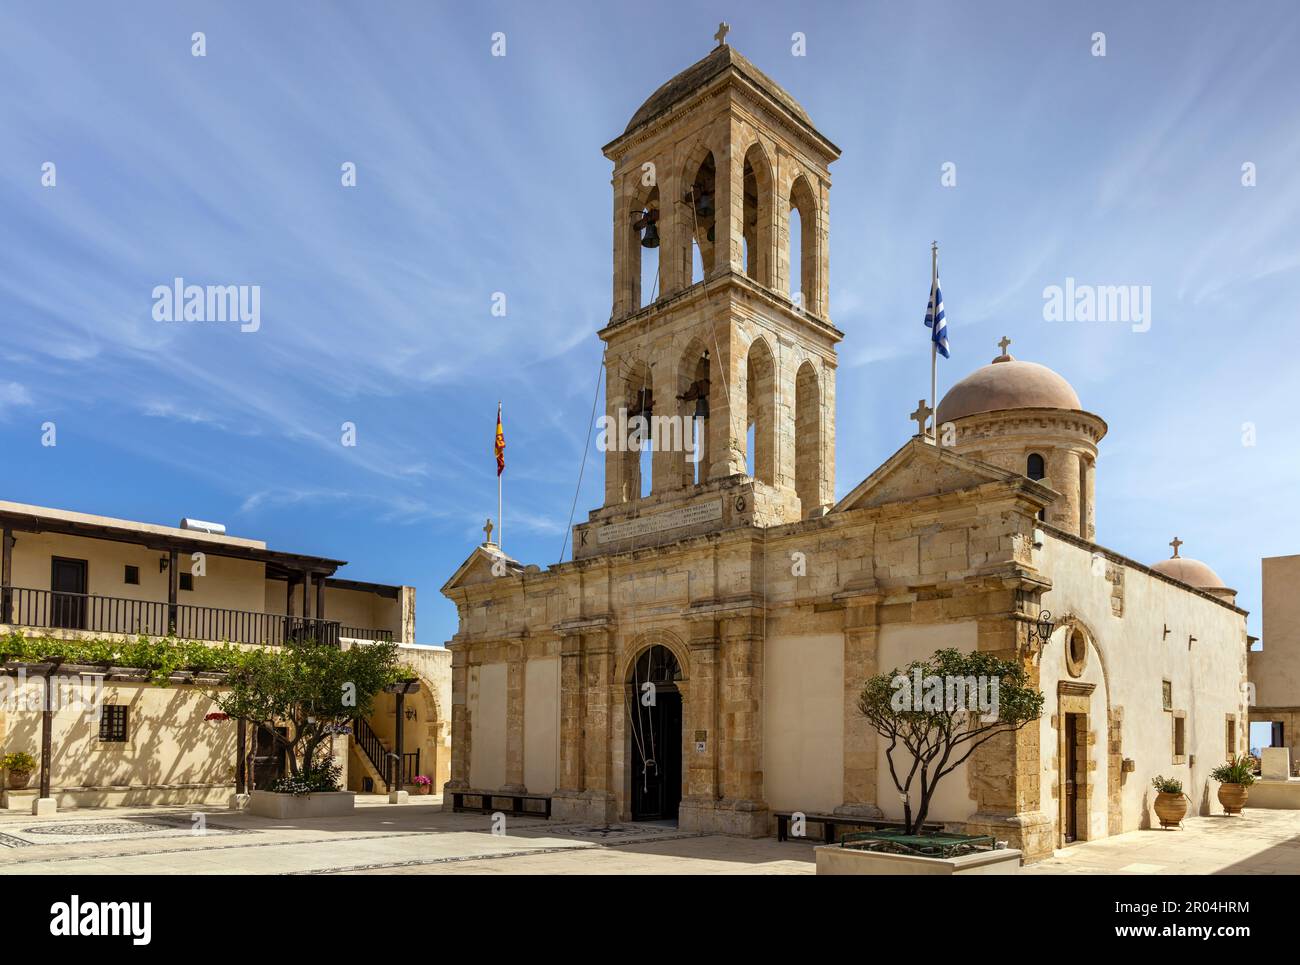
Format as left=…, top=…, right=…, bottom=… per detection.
left=441, top=543, right=524, bottom=594
left=832, top=437, right=1053, bottom=513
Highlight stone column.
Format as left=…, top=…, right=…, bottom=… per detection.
left=580, top=630, right=617, bottom=822
left=964, top=611, right=1054, bottom=861
left=821, top=361, right=837, bottom=507
left=715, top=120, right=745, bottom=277
left=442, top=646, right=470, bottom=809
left=814, top=177, right=830, bottom=317
left=837, top=599, right=883, bottom=817
left=718, top=613, right=768, bottom=836
left=708, top=323, right=746, bottom=481
left=557, top=634, right=584, bottom=791
left=659, top=152, right=684, bottom=297
left=502, top=642, right=527, bottom=793
left=612, top=167, right=634, bottom=317
left=602, top=361, right=626, bottom=507
left=1045, top=448, right=1081, bottom=536
left=679, top=621, right=720, bottom=832
left=651, top=347, right=682, bottom=495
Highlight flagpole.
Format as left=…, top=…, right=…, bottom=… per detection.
left=497, top=400, right=503, bottom=549
left=929, top=242, right=938, bottom=440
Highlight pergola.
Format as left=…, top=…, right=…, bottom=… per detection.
left=1, top=658, right=233, bottom=810
left=2, top=658, right=422, bottom=810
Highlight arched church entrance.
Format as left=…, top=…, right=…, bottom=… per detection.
left=627, top=645, right=683, bottom=822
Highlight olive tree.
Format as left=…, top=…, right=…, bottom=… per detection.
left=209, top=639, right=401, bottom=786
left=858, top=648, right=1044, bottom=835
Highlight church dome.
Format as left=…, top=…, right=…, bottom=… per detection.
left=1150, top=549, right=1227, bottom=590
left=936, top=345, right=1082, bottom=424
left=625, top=42, right=812, bottom=134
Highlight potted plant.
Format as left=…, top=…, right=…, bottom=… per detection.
left=1211, top=755, right=1256, bottom=815
left=1151, top=775, right=1187, bottom=828
left=2, top=751, right=36, bottom=789
left=412, top=774, right=433, bottom=795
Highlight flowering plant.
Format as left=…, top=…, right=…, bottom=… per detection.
left=412, top=775, right=432, bottom=786
left=204, top=711, right=230, bottom=722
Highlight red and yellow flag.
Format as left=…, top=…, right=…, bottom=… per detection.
left=494, top=403, right=505, bottom=476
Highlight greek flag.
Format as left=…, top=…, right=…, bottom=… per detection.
left=925, top=278, right=949, bottom=358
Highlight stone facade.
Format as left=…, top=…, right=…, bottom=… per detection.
left=441, top=41, right=1250, bottom=862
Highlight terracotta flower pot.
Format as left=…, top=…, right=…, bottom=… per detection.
left=415, top=784, right=432, bottom=795
left=6, top=769, right=31, bottom=790
left=1218, top=783, right=1248, bottom=815
left=1153, top=791, right=1187, bottom=828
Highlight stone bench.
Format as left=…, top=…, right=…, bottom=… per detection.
left=450, top=790, right=551, bottom=818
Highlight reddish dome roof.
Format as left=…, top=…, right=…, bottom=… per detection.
left=936, top=352, right=1082, bottom=424
left=1150, top=555, right=1226, bottom=590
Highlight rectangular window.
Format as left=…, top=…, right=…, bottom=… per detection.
left=179, top=573, right=194, bottom=592
left=99, top=705, right=128, bottom=743
left=124, top=564, right=139, bottom=585
left=1226, top=718, right=1237, bottom=758
left=1162, top=680, right=1172, bottom=711
left=1174, top=716, right=1186, bottom=759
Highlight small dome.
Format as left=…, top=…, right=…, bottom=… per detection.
left=625, top=44, right=812, bottom=134
left=1151, top=555, right=1226, bottom=590
left=936, top=343, right=1082, bottom=424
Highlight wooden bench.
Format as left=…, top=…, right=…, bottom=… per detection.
left=774, top=811, right=941, bottom=843
left=450, top=790, right=551, bottom=818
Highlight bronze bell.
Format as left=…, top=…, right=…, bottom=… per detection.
left=632, top=208, right=660, bottom=249
left=693, top=395, right=709, bottom=420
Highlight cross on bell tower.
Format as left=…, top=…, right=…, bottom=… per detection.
left=1170, top=536, right=1183, bottom=558
left=575, top=37, right=844, bottom=558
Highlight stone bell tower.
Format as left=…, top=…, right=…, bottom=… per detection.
left=573, top=28, right=842, bottom=559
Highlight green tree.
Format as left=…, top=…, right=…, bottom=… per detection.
left=208, top=639, right=402, bottom=781
left=857, top=648, right=1044, bottom=835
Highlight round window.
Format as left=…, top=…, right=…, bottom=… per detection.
left=1066, top=628, right=1088, bottom=677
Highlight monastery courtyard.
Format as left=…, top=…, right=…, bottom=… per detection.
left=0, top=798, right=1295, bottom=875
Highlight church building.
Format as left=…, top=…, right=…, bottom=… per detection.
left=440, top=34, right=1249, bottom=861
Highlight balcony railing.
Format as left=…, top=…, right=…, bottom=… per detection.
left=340, top=626, right=394, bottom=643
left=0, top=586, right=365, bottom=648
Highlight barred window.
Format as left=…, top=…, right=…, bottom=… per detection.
left=124, top=565, right=139, bottom=585
left=99, top=705, right=128, bottom=743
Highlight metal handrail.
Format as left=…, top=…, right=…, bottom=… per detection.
left=0, top=585, right=388, bottom=648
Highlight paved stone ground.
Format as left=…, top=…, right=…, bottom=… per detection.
left=0, top=796, right=1296, bottom=874
left=1024, top=811, right=1300, bottom=875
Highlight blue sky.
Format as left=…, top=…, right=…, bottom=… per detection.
left=1, top=1, right=1297, bottom=644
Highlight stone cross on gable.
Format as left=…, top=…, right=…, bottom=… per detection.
left=910, top=399, right=933, bottom=437
left=714, top=22, right=730, bottom=46
left=484, top=518, right=494, bottom=545
left=998, top=335, right=1012, bottom=355
left=1170, top=536, right=1182, bottom=558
